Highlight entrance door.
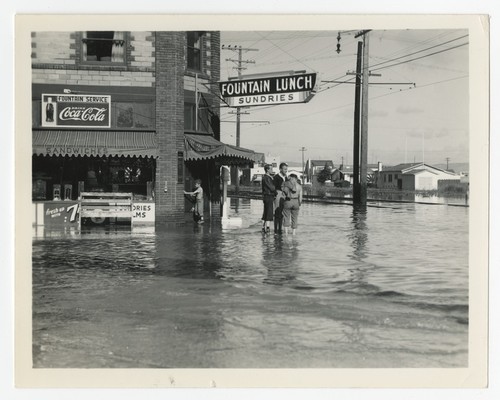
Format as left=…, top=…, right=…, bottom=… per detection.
left=398, top=179, right=403, bottom=189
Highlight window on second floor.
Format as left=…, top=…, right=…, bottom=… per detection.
left=187, top=32, right=204, bottom=71
left=82, top=31, right=126, bottom=64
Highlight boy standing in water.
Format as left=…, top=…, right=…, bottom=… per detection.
left=184, top=179, right=204, bottom=224
left=282, top=173, right=303, bottom=235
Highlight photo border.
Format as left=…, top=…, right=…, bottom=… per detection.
left=15, top=13, right=489, bottom=388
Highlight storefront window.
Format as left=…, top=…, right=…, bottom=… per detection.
left=32, top=155, right=155, bottom=200
left=113, top=102, right=155, bottom=129
left=82, top=31, right=126, bottom=64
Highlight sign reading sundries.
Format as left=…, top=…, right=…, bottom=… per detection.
left=42, top=94, right=111, bottom=128
left=219, top=72, right=317, bottom=107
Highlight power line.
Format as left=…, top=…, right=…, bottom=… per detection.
left=317, top=40, right=468, bottom=95
left=255, top=31, right=316, bottom=72
left=368, top=74, right=468, bottom=101
left=243, top=74, right=468, bottom=130
left=371, top=42, right=468, bottom=72
left=369, top=30, right=460, bottom=61
left=368, top=34, right=468, bottom=70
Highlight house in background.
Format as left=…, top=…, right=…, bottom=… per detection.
left=304, top=159, right=334, bottom=183
left=375, top=162, right=460, bottom=190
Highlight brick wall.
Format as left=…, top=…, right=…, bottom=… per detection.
left=32, top=31, right=155, bottom=87
left=31, top=32, right=76, bottom=65
left=155, top=32, right=186, bottom=224
left=32, top=69, right=155, bottom=87
left=208, top=32, right=221, bottom=140
left=129, top=31, right=155, bottom=69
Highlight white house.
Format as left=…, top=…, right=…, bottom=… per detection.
left=376, top=162, right=460, bottom=190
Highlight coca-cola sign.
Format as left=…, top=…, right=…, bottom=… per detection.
left=42, top=94, right=111, bottom=128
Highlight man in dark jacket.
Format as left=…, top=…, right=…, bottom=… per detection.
left=261, top=164, right=276, bottom=233
left=273, top=162, right=288, bottom=234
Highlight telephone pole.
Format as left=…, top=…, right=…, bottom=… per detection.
left=352, top=41, right=363, bottom=203
left=222, top=45, right=258, bottom=191
left=360, top=31, right=370, bottom=205
left=351, top=30, right=375, bottom=205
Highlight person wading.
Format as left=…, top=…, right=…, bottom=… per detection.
left=282, top=173, right=303, bottom=235
left=273, top=162, right=288, bottom=234
left=184, top=179, right=204, bottom=224
left=261, top=164, right=276, bottom=234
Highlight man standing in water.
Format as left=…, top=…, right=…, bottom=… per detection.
left=273, top=162, right=288, bottom=234
left=261, top=164, right=276, bottom=234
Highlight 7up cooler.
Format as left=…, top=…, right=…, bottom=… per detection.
left=32, top=200, right=155, bottom=228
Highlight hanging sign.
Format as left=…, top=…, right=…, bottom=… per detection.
left=219, top=72, right=317, bottom=107
left=41, top=94, right=111, bottom=128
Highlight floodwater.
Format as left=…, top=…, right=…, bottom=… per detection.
left=32, top=198, right=469, bottom=368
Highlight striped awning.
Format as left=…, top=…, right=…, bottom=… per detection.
left=32, top=130, right=158, bottom=158
left=184, top=133, right=255, bottom=163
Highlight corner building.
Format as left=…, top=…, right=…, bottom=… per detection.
left=32, top=31, right=254, bottom=227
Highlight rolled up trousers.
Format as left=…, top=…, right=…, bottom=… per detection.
left=282, top=199, right=300, bottom=229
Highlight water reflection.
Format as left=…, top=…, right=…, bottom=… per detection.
left=262, top=236, right=299, bottom=286
left=154, top=224, right=224, bottom=280
left=349, top=204, right=368, bottom=262
left=230, top=197, right=255, bottom=216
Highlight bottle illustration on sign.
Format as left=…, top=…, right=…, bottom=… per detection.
left=45, top=97, right=54, bottom=122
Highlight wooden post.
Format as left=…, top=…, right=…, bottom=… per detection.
left=360, top=33, right=370, bottom=205
left=353, top=41, right=363, bottom=204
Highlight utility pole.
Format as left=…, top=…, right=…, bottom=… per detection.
left=226, top=46, right=257, bottom=146
left=360, top=31, right=370, bottom=205
left=222, top=44, right=258, bottom=192
left=349, top=32, right=380, bottom=205
left=352, top=41, right=363, bottom=204
left=299, top=147, right=307, bottom=182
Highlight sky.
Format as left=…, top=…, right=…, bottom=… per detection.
left=219, top=30, right=469, bottom=167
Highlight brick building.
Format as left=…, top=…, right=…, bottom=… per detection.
left=31, top=31, right=255, bottom=227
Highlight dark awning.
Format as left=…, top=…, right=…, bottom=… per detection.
left=32, top=130, right=158, bottom=158
left=184, top=133, right=255, bottom=164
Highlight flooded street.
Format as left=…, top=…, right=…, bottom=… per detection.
left=32, top=198, right=468, bottom=368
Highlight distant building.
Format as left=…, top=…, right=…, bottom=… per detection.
left=460, top=172, right=469, bottom=184
left=304, top=159, right=334, bottom=183
left=375, top=162, right=460, bottom=190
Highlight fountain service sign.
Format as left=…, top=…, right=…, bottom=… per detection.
left=219, top=72, right=317, bottom=107
left=41, top=94, right=111, bottom=128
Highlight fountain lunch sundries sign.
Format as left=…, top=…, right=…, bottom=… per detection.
left=219, top=72, right=317, bottom=107
left=41, top=94, right=111, bottom=128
